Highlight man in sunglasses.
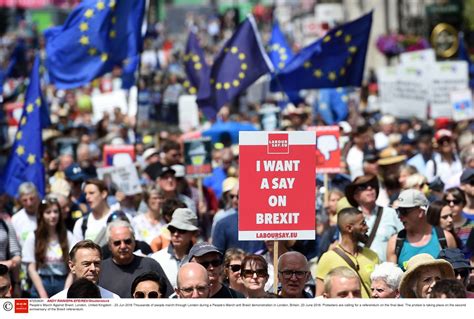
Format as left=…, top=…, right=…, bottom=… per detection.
left=386, top=189, right=456, bottom=269
left=98, top=220, right=173, bottom=298
left=182, top=242, right=244, bottom=298
left=345, top=174, right=403, bottom=262
left=151, top=208, right=199, bottom=288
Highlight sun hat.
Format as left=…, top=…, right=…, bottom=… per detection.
left=377, top=147, right=407, bottom=166
left=143, top=148, right=159, bottom=161
left=344, top=174, right=379, bottom=208
left=167, top=208, right=199, bottom=232
left=399, top=254, right=454, bottom=298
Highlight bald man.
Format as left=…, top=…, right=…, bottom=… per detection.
left=277, top=251, right=312, bottom=298
left=176, top=263, right=210, bottom=298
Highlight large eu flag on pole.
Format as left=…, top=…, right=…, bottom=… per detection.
left=271, top=11, right=373, bottom=91
left=268, top=22, right=294, bottom=71
left=1, top=56, right=48, bottom=198
left=197, top=14, right=273, bottom=118
left=183, top=31, right=209, bottom=95
left=44, top=0, right=145, bottom=89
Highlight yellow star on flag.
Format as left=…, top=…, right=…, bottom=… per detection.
left=84, top=9, right=94, bottom=19
left=27, top=154, right=36, bottom=165
left=101, top=53, right=108, bottom=62
left=314, top=69, right=323, bottom=78
left=80, top=36, right=89, bottom=46
left=16, top=131, right=22, bottom=140
left=96, top=1, right=105, bottom=10
left=35, top=98, right=41, bottom=107
left=21, top=117, right=26, bottom=126
left=109, top=30, right=116, bottom=38
left=328, top=72, right=337, bottom=81
left=88, top=48, right=97, bottom=56
left=16, top=145, right=25, bottom=156
left=26, top=104, right=34, bottom=113
left=303, top=61, right=311, bottom=69
left=80, top=22, right=89, bottom=32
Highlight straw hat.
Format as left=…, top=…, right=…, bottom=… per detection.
left=344, top=174, right=379, bottom=208
left=399, top=254, right=454, bottom=298
left=377, top=147, right=406, bottom=166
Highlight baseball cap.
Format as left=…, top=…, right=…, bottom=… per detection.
left=397, top=189, right=429, bottom=208
left=460, top=168, right=474, bottom=184
left=181, top=242, right=222, bottom=265
left=143, top=148, right=159, bottom=161
left=65, top=163, right=87, bottom=182
left=438, top=248, right=474, bottom=270
left=168, top=208, right=198, bottom=231
left=434, top=129, right=452, bottom=142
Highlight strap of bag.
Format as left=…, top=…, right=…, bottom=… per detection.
left=333, top=247, right=371, bottom=298
left=365, top=206, right=383, bottom=248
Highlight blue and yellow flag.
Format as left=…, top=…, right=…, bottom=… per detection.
left=268, top=22, right=294, bottom=71
left=271, top=11, right=373, bottom=91
left=44, top=0, right=145, bottom=89
left=197, top=15, right=273, bottom=118
left=1, top=56, right=49, bottom=198
left=183, top=31, right=210, bottom=95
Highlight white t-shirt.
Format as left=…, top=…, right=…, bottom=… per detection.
left=73, top=212, right=111, bottom=242
left=132, top=214, right=165, bottom=245
left=51, top=285, right=120, bottom=299
left=11, top=208, right=37, bottom=247
left=22, top=231, right=78, bottom=276
left=346, top=146, right=364, bottom=181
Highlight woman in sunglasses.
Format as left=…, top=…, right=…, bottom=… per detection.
left=22, top=198, right=78, bottom=298
left=131, top=271, right=168, bottom=299
left=240, top=255, right=277, bottom=298
left=443, top=188, right=471, bottom=251
left=223, top=248, right=246, bottom=295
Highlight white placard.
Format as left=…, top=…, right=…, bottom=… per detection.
left=428, top=61, right=468, bottom=118
left=450, top=88, right=474, bottom=121
left=399, top=48, right=436, bottom=65
left=91, top=90, right=128, bottom=124
left=97, top=165, right=142, bottom=196
left=178, top=95, right=199, bottom=133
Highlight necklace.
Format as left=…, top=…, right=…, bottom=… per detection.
left=337, top=244, right=360, bottom=271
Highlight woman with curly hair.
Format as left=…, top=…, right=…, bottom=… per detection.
left=22, top=198, right=77, bottom=298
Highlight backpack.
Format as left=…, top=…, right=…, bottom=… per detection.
left=394, top=226, right=447, bottom=259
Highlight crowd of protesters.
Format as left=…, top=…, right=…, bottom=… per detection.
left=0, top=8, right=474, bottom=300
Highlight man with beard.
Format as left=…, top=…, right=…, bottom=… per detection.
left=316, top=207, right=379, bottom=298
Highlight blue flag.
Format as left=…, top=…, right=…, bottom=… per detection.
left=183, top=31, right=210, bottom=95
left=458, top=32, right=474, bottom=88
left=44, top=0, right=145, bottom=89
left=271, top=11, right=373, bottom=91
left=268, top=22, right=294, bottom=71
left=314, top=87, right=349, bottom=125
left=197, top=15, right=273, bottom=118
left=1, top=56, right=49, bottom=198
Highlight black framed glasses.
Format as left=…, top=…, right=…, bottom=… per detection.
left=112, top=238, right=133, bottom=247
left=396, top=207, right=418, bottom=217
left=198, top=259, right=222, bottom=269
left=228, top=264, right=241, bottom=273
left=279, top=270, right=308, bottom=279
left=241, top=269, right=267, bottom=278
left=446, top=199, right=462, bottom=206
left=133, top=291, right=160, bottom=298
left=178, top=285, right=209, bottom=295
left=168, top=226, right=188, bottom=235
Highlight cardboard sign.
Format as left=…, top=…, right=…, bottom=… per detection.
left=183, top=138, right=213, bottom=177
left=91, top=90, right=128, bottom=124
left=239, top=131, right=316, bottom=241
left=308, top=126, right=341, bottom=173
left=97, top=165, right=142, bottom=196
left=178, top=95, right=200, bottom=133
left=102, top=145, right=135, bottom=167
left=450, top=89, right=474, bottom=122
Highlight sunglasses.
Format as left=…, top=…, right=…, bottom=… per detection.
left=229, top=194, right=239, bottom=200
left=178, top=285, right=209, bottom=295
left=241, top=269, right=267, bottom=278
left=355, top=183, right=375, bottom=192
left=198, top=259, right=222, bottom=269
left=133, top=291, right=160, bottom=298
left=168, top=226, right=188, bottom=235
left=112, top=238, right=133, bottom=246
left=455, top=269, right=470, bottom=278
left=396, top=207, right=418, bottom=216
left=446, top=199, right=462, bottom=205
left=228, top=264, right=241, bottom=273
left=279, top=270, right=308, bottom=279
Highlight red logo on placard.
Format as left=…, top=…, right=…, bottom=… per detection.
left=15, top=299, right=28, bottom=313
left=268, top=133, right=289, bottom=154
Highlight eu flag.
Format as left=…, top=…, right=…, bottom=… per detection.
left=44, top=0, right=145, bottom=89
left=183, top=31, right=210, bottom=95
left=197, top=15, right=273, bottom=117
left=314, top=87, right=349, bottom=125
left=268, top=22, right=294, bottom=71
left=271, top=11, right=373, bottom=91
left=1, top=56, right=48, bottom=198
left=458, top=32, right=474, bottom=88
